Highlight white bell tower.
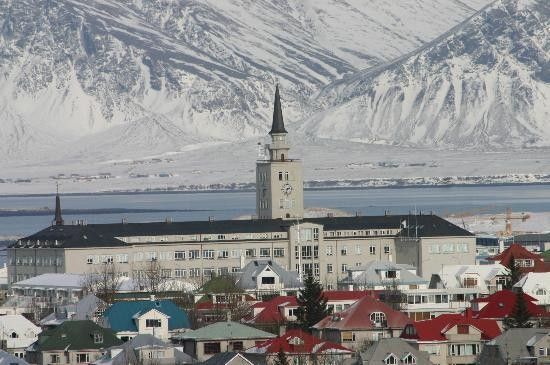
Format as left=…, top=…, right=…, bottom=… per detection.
left=256, top=85, right=304, bottom=220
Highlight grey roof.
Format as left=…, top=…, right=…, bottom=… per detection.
left=173, top=321, right=276, bottom=341
left=477, top=328, right=550, bottom=365
left=269, top=85, right=287, bottom=135
left=40, top=294, right=106, bottom=325
left=339, top=261, right=427, bottom=287
left=198, top=352, right=267, bottom=365
left=236, top=260, right=302, bottom=290
left=93, top=334, right=195, bottom=365
left=361, top=338, right=433, bottom=365
left=14, top=214, right=471, bottom=249
left=0, top=349, right=29, bottom=365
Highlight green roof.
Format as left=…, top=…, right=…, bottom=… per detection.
left=174, top=321, right=276, bottom=341
left=35, top=320, right=122, bottom=351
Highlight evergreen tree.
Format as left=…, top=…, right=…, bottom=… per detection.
left=296, top=270, right=332, bottom=332
left=273, top=347, right=289, bottom=365
left=504, top=289, right=533, bottom=328
left=506, top=256, right=522, bottom=288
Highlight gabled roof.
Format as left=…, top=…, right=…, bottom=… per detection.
left=12, top=273, right=84, bottom=289
left=247, top=329, right=353, bottom=355
left=436, top=264, right=509, bottom=290
left=477, top=328, right=550, bottom=364
left=247, top=296, right=298, bottom=324
left=0, top=349, right=29, bottom=365
left=103, top=299, right=190, bottom=332
left=33, top=320, right=122, bottom=351
left=340, top=261, right=427, bottom=286
left=313, top=295, right=410, bottom=331
left=361, top=338, right=433, bottom=365
left=237, top=260, right=302, bottom=290
left=173, top=321, right=276, bottom=341
left=402, top=311, right=501, bottom=342
left=472, top=290, right=547, bottom=319
left=487, top=244, right=550, bottom=273
left=198, top=352, right=267, bottom=365
left=41, top=294, right=106, bottom=325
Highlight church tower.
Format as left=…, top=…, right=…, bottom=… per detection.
left=256, top=85, right=304, bottom=220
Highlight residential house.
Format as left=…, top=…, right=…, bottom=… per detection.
left=247, top=291, right=377, bottom=328
left=471, top=289, right=548, bottom=326
left=102, top=298, right=190, bottom=341
left=236, top=260, right=302, bottom=299
left=431, top=264, right=510, bottom=295
left=360, top=337, right=433, bottom=365
left=198, top=352, right=267, bottom=365
left=40, top=294, right=106, bottom=327
left=246, top=329, right=354, bottom=365
left=401, top=310, right=501, bottom=365
left=338, top=261, right=428, bottom=291
left=400, top=287, right=481, bottom=321
left=25, top=320, right=122, bottom=365
left=91, top=334, right=195, bottom=365
left=514, top=272, right=550, bottom=309
left=173, top=321, right=275, bottom=361
left=488, top=243, right=550, bottom=274
left=477, top=328, right=550, bottom=365
left=0, top=349, right=29, bottom=365
left=0, top=315, right=41, bottom=359
left=313, top=295, right=411, bottom=351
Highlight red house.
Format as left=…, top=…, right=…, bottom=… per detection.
left=246, top=329, right=354, bottom=365
left=471, top=289, right=548, bottom=322
left=487, top=243, right=550, bottom=274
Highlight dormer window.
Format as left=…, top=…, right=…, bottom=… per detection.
left=384, top=354, right=398, bottom=364
left=146, top=319, right=162, bottom=328
left=10, top=332, right=18, bottom=339
left=288, top=337, right=304, bottom=345
left=536, top=288, right=547, bottom=295
left=370, top=312, right=386, bottom=324
left=93, top=332, right=103, bottom=344
left=385, top=270, right=397, bottom=279
left=403, top=353, right=416, bottom=364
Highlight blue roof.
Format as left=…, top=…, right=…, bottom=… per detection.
left=103, top=300, right=190, bottom=332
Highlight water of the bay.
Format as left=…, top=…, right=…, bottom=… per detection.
left=1, top=184, right=550, bottom=238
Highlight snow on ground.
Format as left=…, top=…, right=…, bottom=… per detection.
left=447, top=211, right=550, bottom=235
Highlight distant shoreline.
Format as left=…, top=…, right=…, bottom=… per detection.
left=1, top=181, right=550, bottom=198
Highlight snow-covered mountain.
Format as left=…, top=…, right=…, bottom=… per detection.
left=303, top=0, right=550, bottom=148
left=0, top=0, right=491, bottom=162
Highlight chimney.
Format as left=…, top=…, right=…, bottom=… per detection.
left=150, top=294, right=155, bottom=302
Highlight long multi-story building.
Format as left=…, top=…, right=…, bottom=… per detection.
left=7, top=86, right=475, bottom=287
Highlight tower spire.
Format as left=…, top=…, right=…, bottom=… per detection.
left=54, top=183, right=64, bottom=226
left=269, top=84, right=287, bottom=135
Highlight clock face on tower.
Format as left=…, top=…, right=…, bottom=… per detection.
left=282, top=183, right=293, bottom=195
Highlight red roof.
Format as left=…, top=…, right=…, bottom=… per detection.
left=472, top=290, right=547, bottom=319
left=313, top=295, right=410, bottom=330
left=248, top=329, right=353, bottom=354
left=401, top=310, right=501, bottom=342
left=487, top=244, right=550, bottom=273
left=247, top=296, right=298, bottom=324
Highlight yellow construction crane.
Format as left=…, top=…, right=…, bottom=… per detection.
left=490, top=208, right=530, bottom=237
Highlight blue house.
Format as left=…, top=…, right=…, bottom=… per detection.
left=102, top=298, right=190, bottom=341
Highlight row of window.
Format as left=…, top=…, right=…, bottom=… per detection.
left=428, top=243, right=469, bottom=254
left=11, top=257, right=63, bottom=266
left=86, top=248, right=286, bottom=265
left=325, top=244, right=391, bottom=256
left=325, top=229, right=396, bottom=237
left=135, top=266, right=243, bottom=279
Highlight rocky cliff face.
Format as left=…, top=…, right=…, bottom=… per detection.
left=303, top=0, right=550, bottom=149
left=0, top=0, right=491, bottom=161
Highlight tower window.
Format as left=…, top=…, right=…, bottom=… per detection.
left=281, top=154, right=285, bottom=161
left=285, top=172, right=289, bottom=180
left=279, top=172, right=283, bottom=181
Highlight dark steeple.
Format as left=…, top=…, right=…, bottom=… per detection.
left=54, top=183, right=64, bottom=226
left=269, top=84, right=287, bottom=134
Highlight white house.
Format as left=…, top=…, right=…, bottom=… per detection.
left=338, top=261, right=428, bottom=291
left=433, top=264, right=509, bottom=295
left=514, top=272, right=550, bottom=308
left=0, top=315, right=41, bottom=358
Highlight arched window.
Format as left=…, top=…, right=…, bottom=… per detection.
left=10, top=332, right=18, bottom=338
left=535, top=288, right=547, bottom=296
left=370, top=312, right=386, bottom=324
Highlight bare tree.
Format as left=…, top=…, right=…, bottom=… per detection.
left=81, top=262, right=123, bottom=305
left=136, top=259, right=165, bottom=294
